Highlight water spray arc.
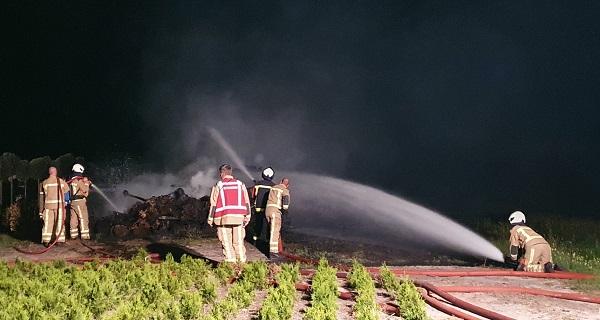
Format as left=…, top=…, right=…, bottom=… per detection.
left=91, top=184, right=120, bottom=212
left=207, top=127, right=504, bottom=262
left=207, top=127, right=254, bottom=181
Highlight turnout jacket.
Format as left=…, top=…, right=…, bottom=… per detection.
left=39, top=177, right=70, bottom=211
left=209, top=175, right=251, bottom=226
left=509, top=225, right=548, bottom=260
left=266, top=183, right=290, bottom=212
left=70, top=176, right=90, bottom=203
left=252, top=179, right=276, bottom=212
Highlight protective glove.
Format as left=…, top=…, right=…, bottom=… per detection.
left=39, top=212, right=43, bottom=220
left=207, top=218, right=213, bottom=227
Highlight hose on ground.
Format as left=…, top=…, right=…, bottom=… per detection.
left=438, top=286, right=600, bottom=305
left=414, top=280, right=515, bottom=320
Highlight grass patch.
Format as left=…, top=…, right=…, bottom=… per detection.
left=0, top=233, right=28, bottom=247
left=474, top=216, right=600, bottom=291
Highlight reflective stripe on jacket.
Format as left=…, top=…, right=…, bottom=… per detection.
left=209, top=176, right=250, bottom=225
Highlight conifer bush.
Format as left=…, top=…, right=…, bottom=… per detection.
left=347, top=260, right=379, bottom=320
left=303, top=259, right=338, bottom=320
left=258, top=263, right=300, bottom=320
left=379, top=265, right=428, bottom=320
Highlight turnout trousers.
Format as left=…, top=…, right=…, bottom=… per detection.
left=70, top=200, right=90, bottom=240
left=217, top=225, right=247, bottom=263
left=523, top=243, right=553, bottom=272
left=265, top=208, right=282, bottom=254
left=41, top=208, right=66, bottom=243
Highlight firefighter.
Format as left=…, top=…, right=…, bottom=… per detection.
left=508, top=211, right=554, bottom=273
left=69, top=164, right=92, bottom=240
left=39, top=167, right=70, bottom=246
left=265, top=177, right=290, bottom=261
left=207, top=164, right=252, bottom=263
left=250, top=167, right=276, bottom=250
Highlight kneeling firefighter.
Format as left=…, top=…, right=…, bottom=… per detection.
left=508, top=211, right=554, bottom=273
left=250, top=167, right=276, bottom=249
left=265, top=178, right=290, bottom=261
left=69, top=164, right=92, bottom=240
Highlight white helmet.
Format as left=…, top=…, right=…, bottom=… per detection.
left=262, top=167, right=274, bottom=180
left=508, top=211, right=526, bottom=224
left=72, top=163, right=85, bottom=174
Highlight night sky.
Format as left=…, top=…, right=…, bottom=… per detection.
left=3, top=1, right=600, bottom=217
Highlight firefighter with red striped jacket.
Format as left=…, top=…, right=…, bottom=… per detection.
left=207, top=164, right=252, bottom=263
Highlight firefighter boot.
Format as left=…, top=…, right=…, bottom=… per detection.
left=544, top=262, right=555, bottom=273
left=515, top=263, right=525, bottom=271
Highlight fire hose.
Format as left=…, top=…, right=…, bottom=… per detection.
left=14, top=177, right=71, bottom=255
left=414, top=280, right=515, bottom=320
left=13, top=211, right=65, bottom=255
left=281, top=250, right=597, bottom=320
left=14, top=177, right=90, bottom=255
left=364, top=267, right=595, bottom=280
left=416, top=288, right=482, bottom=320
left=437, top=286, right=600, bottom=304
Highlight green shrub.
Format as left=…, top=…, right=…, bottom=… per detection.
left=379, top=265, right=428, bottom=320
left=259, top=263, right=300, bottom=320
left=304, top=259, right=338, bottom=320
left=214, top=262, right=236, bottom=284
left=347, top=260, right=378, bottom=320
left=208, top=261, right=270, bottom=320
left=0, top=254, right=220, bottom=320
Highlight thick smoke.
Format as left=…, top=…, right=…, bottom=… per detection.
left=100, top=3, right=511, bottom=261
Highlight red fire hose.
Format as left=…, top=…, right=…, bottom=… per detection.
left=13, top=215, right=65, bottom=255
left=13, top=177, right=89, bottom=255
left=14, top=189, right=69, bottom=255
left=295, top=270, right=513, bottom=320
left=438, top=286, right=600, bottom=304
left=416, top=289, right=482, bottom=320
left=415, top=280, right=515, bottom=320
left=299, top=267, right=594, bottom=281
left=283, top=250, right=597, bottom=320
left=365, top=267, right=595, bottom=280
left=282, top=250, right=593, bottom=280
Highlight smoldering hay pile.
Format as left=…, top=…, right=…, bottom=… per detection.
left=95, top=189, right=212, bottom=239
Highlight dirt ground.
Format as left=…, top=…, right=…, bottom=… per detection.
left=405, top=267, right=600, bottom=320
left=1, top=236, right=599, bottom=320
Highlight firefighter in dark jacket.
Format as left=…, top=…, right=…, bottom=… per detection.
left=249, top=167, right=276, bottom=250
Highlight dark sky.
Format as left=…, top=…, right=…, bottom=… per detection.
left=3, top=1, right=600, bottom=216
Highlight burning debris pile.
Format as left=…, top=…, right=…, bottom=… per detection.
left=95, top=188, right=212, bottom=239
